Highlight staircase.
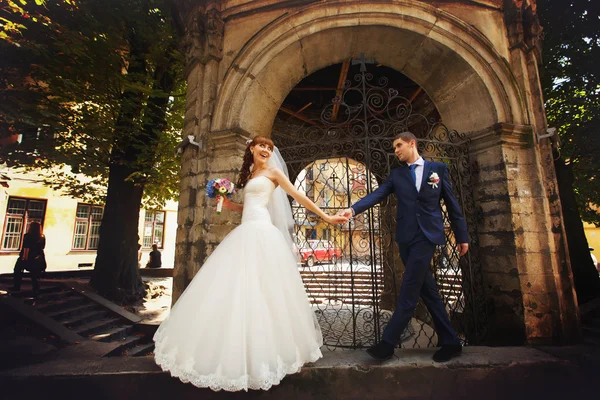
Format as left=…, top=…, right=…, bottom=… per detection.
left=1, top=279, right=155, bottom=357
left=300, top=268, right=464, bottom=307
left=436, top=271, right=464, bottom=306
left=300, top=269, right=384, bottom=306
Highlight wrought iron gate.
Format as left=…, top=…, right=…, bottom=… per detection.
left=273, top=60, right=487, bottom=349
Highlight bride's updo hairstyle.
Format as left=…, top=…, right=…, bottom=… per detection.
left=237, top=135, right=274, bottom=189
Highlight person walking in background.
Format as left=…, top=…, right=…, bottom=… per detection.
left=11, top=221, right=47, bottom=297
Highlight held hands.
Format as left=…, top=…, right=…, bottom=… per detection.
left=322, top=208, right=353, bottom=225
left=325, top=214, right=349, bottom=225
left=336, top=208, right=354, bottom=220
left=321, top=208, right=353, bottom=225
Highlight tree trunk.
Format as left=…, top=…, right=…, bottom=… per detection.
left=91, top=163, right=145, bottom=302
left=90, top=28, right=149, bottom=302
left=90, top=33, right=179, bottom=303
left=554, top=155, right=600, bottom=303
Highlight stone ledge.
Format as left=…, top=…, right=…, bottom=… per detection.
left=1, top=346, right=596, bottom=400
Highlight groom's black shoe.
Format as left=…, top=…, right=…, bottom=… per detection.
left=366, top=341, right=395, bottom=361
left=432, top=344, right=462, bottom=362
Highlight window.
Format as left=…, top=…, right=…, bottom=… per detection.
left=305, top=167, right=315, bottom=200
left=305, top=228, right=316, bottom=240
left=2, top=197, right=47, bottom=251
left=72, top=204, right=104, bottom=250
left=143, top=211, right=165, bottom=249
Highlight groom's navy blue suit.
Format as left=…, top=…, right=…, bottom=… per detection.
left=352, top=159, right=468, bottom=347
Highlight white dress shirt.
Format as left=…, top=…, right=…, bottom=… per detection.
left=408, top=157, right=425, bottom=192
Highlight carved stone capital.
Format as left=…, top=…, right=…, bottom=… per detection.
left=469, top=123, right=534, bottom=154
left=180, top=3, right=224, bottom=73
left=205, top=8, right=224, bottom=61
left=181, top=10, right=206, bottom=70
left=504, top=0, right=543, bottom=59
left=208, top=129, right=251, bottom=156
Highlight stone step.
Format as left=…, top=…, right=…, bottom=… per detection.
left=302, top=278, right=383, bottom=285
left=76, top=318, right=123, bottom=337
left=300, top=271, right=382, bottom=277
left=437, top=275, right=463, bottom=281
left=47, top=303, right=103, bottom=320
left=60, top=310, right=110, bottom=328
left=27, top=289, right=79, bottom=303
left=304, top=285, right=381, bottom=292
left=16, top=286, right=67, bottom=303
left=300, top=274, right=382, bottom=279
left=16, top=285, right=64, bottom=296
left=5, top=346, right=588, bottom=399
left=36, top=296, right=90, bottom=314
left=309, top=297, right=375, bottom=306
left=305, top=288, right=379, bottom=296
left=91, top=326, right=134, bottom=342
left=103, top=335, right=146, bottom=357
left=125, top=342, right=155, bottom=357
left=301, top=273, right=382, bottom=278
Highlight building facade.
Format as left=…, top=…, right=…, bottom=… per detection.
left=0, top=167, right=177, bottom=273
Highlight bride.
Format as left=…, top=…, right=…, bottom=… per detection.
left=153, top=135, right=348, bottom=391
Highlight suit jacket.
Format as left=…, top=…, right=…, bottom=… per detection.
left=351, top=160, right=468, bottom=245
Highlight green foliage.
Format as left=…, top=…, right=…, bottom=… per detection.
left=539, top=0, right=600, bottom=225
left=0, top=0, right=184, bottom=207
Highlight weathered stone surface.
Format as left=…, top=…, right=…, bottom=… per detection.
left=172, top=0, right=577, bottom=345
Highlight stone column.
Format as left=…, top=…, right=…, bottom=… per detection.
left=173, top=4, right=230, bottom=303
left=499, top=0, right=580, bottom=343
left=470, top=123, right=578, bottom=345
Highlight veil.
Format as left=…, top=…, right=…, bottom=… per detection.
left=267, top=145, right=323, bottom=338
left=266, top=146, right=296, bottom=251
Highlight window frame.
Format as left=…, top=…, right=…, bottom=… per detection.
left=71, top=203, right=104, bottom=251
left=1, top=196, right=47, bottom=252
left=142, top=210, right=166, bottom=249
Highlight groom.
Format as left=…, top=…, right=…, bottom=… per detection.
left=337, top=131, right=469, bottom=362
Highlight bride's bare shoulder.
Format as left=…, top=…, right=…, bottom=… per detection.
left=264, top=168, right=282, bottom=186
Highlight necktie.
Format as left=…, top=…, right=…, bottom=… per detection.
left=409, top=164, right=417, bottom=186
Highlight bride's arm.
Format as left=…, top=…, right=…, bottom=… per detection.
left=222, top=196, right=243, bottom=213
left=271, top=169, right=347, bottom=225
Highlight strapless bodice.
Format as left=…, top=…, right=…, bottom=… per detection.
left=241, top=176, right=275, bottom=224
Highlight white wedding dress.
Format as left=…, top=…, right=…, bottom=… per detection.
left=153, top=175, right=323, bottom=391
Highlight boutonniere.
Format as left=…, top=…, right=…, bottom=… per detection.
left=427, top=172, right=440, bottom=189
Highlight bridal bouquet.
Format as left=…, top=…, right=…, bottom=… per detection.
left=206, top=178, right=235, bottom=214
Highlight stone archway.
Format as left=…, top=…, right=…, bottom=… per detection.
left=212, top=1, right=527, bottom=137
left=174, top=0, right=579, bottom=346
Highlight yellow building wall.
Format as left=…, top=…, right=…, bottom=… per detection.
left=0, top=169, right=177, bottom=274
left=584, top=221, right=600, bottom=262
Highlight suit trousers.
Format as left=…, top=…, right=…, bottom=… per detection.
left=382, top=226, right=460, bottom=347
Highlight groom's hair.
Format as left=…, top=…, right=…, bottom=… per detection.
left=394, top=131, right=417, bottom=143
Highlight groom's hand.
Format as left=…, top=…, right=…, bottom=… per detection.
left=336, top=208, right=354, bottom=220
left=458, top=243, right=469, bottom=257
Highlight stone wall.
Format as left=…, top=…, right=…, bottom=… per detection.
left=170, top=0, right=578, bottom=344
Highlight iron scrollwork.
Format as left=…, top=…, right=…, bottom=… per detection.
left=273, top=61, right=487, bottom=349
